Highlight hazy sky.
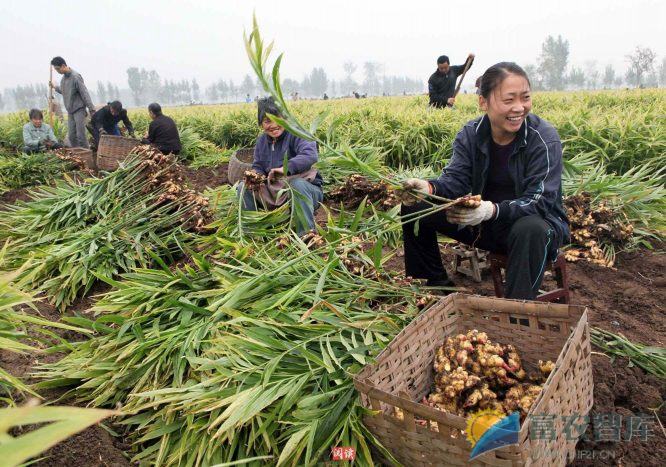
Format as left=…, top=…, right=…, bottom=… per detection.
left=2, top=0, right=663, bottom=90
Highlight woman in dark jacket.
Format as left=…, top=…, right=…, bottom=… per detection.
left=402, top=62, right=569, bottom=299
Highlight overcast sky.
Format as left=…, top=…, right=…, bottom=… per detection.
left=2, top=0, right=663, bottom=90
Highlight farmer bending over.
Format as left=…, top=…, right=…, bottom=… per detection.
left=90, top=100, right=135, bottom=148
left=428, top=53, right=474, bottom=108
left=237, top=97, right=323, bottom=235
left=403, top=62, right=569, bottom=299
left=23, top=109, right=63, bottom=153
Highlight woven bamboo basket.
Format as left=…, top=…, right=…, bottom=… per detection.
left=96, top=135, right=141, bottom=171
left=65, top=148, right=95, bottom=171
left=227, top=148, right=255, bottom=184
left=354, top=294, right=593, bottom=466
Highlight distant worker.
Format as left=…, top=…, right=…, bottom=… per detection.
left=323, top=93, right=329, bottom=100
left=23, top=109, right=63, bottom=153
left=90, top=101, right=135, bottom=148
left=141, top=103, right=181, bottom=155
left=428, top=53, right=475, bottom=108
left=49, top=56, right=96, bottom=148
left=245, top=93, right=252, bottom=103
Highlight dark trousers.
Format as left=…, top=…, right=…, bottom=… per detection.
left=402, top=202, right=560, bottom=300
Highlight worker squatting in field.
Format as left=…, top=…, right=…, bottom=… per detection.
left=22, top=108, right=63, bottom=153
left=403, top=62, right=569, bottom=299
left=236, top=96, right=324, bottom=235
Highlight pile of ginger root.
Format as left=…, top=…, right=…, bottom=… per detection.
left=423, top=330, right=555, bottom=420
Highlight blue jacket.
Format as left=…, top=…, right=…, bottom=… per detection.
left=430, top=114, right=569, bottom=242
left=252, top=132, right=323, bottom=186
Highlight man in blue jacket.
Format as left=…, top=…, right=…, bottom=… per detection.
left=237, top=97, right=323, bottom=234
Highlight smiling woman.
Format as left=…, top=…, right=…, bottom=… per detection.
left=479, top=63, right=533, bottom=145
left=401, top=61, right=569, bottom=300
left=236, top=96, right=324, bottom=234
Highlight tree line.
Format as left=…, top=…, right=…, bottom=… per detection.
left=527, top=36, right=664, bottom=90
left=204, top=63, right=424, bottom=104
left=2, top=38, right=665, bottom=112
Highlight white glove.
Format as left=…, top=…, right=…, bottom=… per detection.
left=447, top=200, right=496, bottom=226
left=400, top=178, right=432, bottom=206
left=403, top=178, right=430, bottom=194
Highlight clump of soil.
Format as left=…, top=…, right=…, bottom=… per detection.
left=0, top=188, right=31, bottom=207
left=326, top=174, right=399, bottom=210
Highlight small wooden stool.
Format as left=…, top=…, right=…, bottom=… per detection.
left=451, top=244, right=488, bottom=282
left=488, top=251, right=570, bottom=303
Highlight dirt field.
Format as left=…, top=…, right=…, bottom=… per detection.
left=2, top=165, right=664, bottom=466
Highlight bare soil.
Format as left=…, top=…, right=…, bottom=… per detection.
left=0, top=187, right=31, bottom=206
left=180, top=163, right=229, bottom=193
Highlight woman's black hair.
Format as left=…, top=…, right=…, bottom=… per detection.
left=109, top=101, right=123, bottom=112
left=29, top=108, right=43, bottom=120
left=257, top=96, right=282, bottom=125
left=479, top=62, right=530, bottom=99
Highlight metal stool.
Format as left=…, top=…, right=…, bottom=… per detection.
left=488, top=251, right=570, bottom=303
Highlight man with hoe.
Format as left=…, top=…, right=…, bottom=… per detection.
left=49, top=56, right=96, bottom=148
left=428, top=53, right=475, bottom=108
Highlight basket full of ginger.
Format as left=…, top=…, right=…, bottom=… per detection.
left=354, top=293, right=593, bottom=466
